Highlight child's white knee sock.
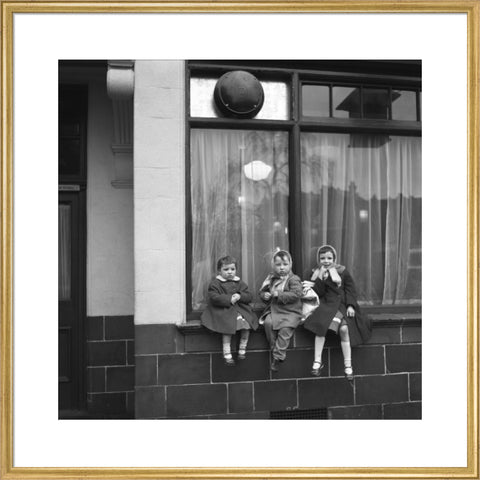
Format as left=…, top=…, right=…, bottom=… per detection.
left=341, top=340, right=352, bottom=370
left=239, top=330, right=249, bottom=353
left=222, top=334, right=232, bottom=358
left=314, top=336, right=326, bottom=365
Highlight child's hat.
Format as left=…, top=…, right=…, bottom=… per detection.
left=270, top=247, right=293, bottom=266
left=317, top=244, right=337, bottom=264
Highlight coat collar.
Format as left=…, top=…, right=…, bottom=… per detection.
left=216, top=275, right=240, bottom=282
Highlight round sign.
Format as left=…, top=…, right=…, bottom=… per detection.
left=214, top=70, right=264, bottom=118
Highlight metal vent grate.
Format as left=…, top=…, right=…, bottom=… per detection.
left=269, top=408, right=328, bottom=419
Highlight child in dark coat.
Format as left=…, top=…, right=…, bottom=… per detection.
left=303, top=245, right=371, bottom=380
left=201, top=256, right=258, bottom=366
left=259, top=250, right=303, bottom=372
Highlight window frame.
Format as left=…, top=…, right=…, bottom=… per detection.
left=186, top=61, right=422, bottom=319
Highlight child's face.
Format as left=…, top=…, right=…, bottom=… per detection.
left=319, top=251, right=335, bottom=268
left=273, top=256, right=291, bottom=277
left=219, top=263, right=236, bottom=280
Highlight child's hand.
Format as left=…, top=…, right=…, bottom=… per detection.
left=346, top=306, right=355, bottom=317
left=231, top=293, right=241, bottom=304
left=262, top=292, right=272, bottom=301
left=272, top=291, right=279, bottom=298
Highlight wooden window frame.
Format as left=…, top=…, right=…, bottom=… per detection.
left=186, top=61, right=421, bottom=319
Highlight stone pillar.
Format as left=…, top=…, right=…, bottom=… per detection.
left=133, top=61, right=186, bottom=326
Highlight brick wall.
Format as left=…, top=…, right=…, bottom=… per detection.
left=134, top=315, right=421, bottom=419
left=86, top=315, right=135, bottom=417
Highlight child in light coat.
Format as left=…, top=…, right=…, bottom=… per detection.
left=259, top=250, right=303, bottom=371
left=201, top=256, right=258, bottom=366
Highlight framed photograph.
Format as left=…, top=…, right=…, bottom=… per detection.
left=1, top=1, right=478, bottom=478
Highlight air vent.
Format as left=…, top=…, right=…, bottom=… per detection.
left=270, top=408, right=328, bottom=419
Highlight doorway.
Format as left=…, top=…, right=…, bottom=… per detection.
left=58, top=83, right=87, bottom=417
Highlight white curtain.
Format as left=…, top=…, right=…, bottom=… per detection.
left=301, top=133, right=421, bottom=305
left=191, top=129, right=289, bottom=310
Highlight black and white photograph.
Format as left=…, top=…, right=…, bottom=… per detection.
left=59, top=60, right=422, bottom=420
left=3, top=6, right=477, bottom=478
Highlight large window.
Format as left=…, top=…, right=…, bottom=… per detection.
left=188, top=61, right=421, bottom=313
left=301, top=133, right=421, bottom=305
left=190, top=129, right=289, bottom=309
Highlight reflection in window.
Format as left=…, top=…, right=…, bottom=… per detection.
left=301, top=133, right=421, bottom=305
left=363, top=88, right=390, bottom=119
left=190, top=129, right=289, bottom=310
left=302, top=85, right=330, bottom=117
left=333, top=87, right=360, bottom=118
left=59, top=204, right=71, bottom=301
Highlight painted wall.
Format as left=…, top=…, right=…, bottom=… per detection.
left=134, top=61, right=186, bottom=325
left=86, top=75, right=134, bottom=316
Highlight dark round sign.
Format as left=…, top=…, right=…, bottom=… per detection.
left=214, top=70, right=264, bottom=118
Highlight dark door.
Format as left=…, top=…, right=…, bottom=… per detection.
left=59, top=188, right=86, bottom=415
left=58, top=82, right=88, bottom=417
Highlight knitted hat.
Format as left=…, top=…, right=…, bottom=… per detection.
left=316, top=244, right=337, bottom=265
left=272, top=248, right=293, bottom=266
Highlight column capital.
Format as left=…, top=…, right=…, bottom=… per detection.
left=107, top=60, right=134, bottom=100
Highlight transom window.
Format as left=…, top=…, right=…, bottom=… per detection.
left=187, top=61, right=421, bottom=314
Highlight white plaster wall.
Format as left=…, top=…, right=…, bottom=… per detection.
left=134, top=61, right=186, bottom=325
left=86, top=77, right=134, bottom=315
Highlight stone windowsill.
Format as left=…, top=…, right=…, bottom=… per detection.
left=177, top=313, right=421, bottom=335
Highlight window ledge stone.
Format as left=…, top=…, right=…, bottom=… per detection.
left=177, top=313, right=421, bottom=335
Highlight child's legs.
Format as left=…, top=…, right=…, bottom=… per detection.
left=339, top=325, right=352, bottom=368
left=263, top=315, right=277, bottom=350
left=314, top=335, right=326, bottom=364
left=272, top=327, right=295, bottom=361
left=222, top=334, right=232, bottom=356
left=238, top=329, right=250, bottom=351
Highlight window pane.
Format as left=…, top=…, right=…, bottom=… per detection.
left=190, top=77, right=290, bottom=120
left=59, top=137, right=81, bottom=176
left=59, top=204, right=71, bottom=301
left=301, top=133, right=421, bottom=305
left=190, top=129, right=289, bottom=310
left=333, top=87, right=360, bottom=118
left=302, top=85, right=329, bottom=117
left=363, top=88, right=390, bottom=119
left=392, top=90, right=417, bottom=121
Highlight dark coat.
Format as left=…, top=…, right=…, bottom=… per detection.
left=259, top=273, right=304, bottom=330
left=201, top=277, right=258, bottom=335
left=303, top=267, right=371, bottom=346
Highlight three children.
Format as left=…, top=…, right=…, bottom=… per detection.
left=202, top=246, right=370, bottom=379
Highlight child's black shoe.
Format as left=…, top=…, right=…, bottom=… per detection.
left=223, top=354, right=235, bottom=366
left=344, top=366, right=354, bottom=381
left=311, top=362, right=324, bottom=377
left=270, top=358, right=280, bottom=371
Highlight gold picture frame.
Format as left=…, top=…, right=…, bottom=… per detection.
left=1, top=1, right=478, bottom=478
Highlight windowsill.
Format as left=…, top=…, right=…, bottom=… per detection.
left=186, top=305, right=420, bottom=322
left=178, top=312, right=421, bottom=334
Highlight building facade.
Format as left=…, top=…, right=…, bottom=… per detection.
left=59, top=60, right=421, bottom=419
